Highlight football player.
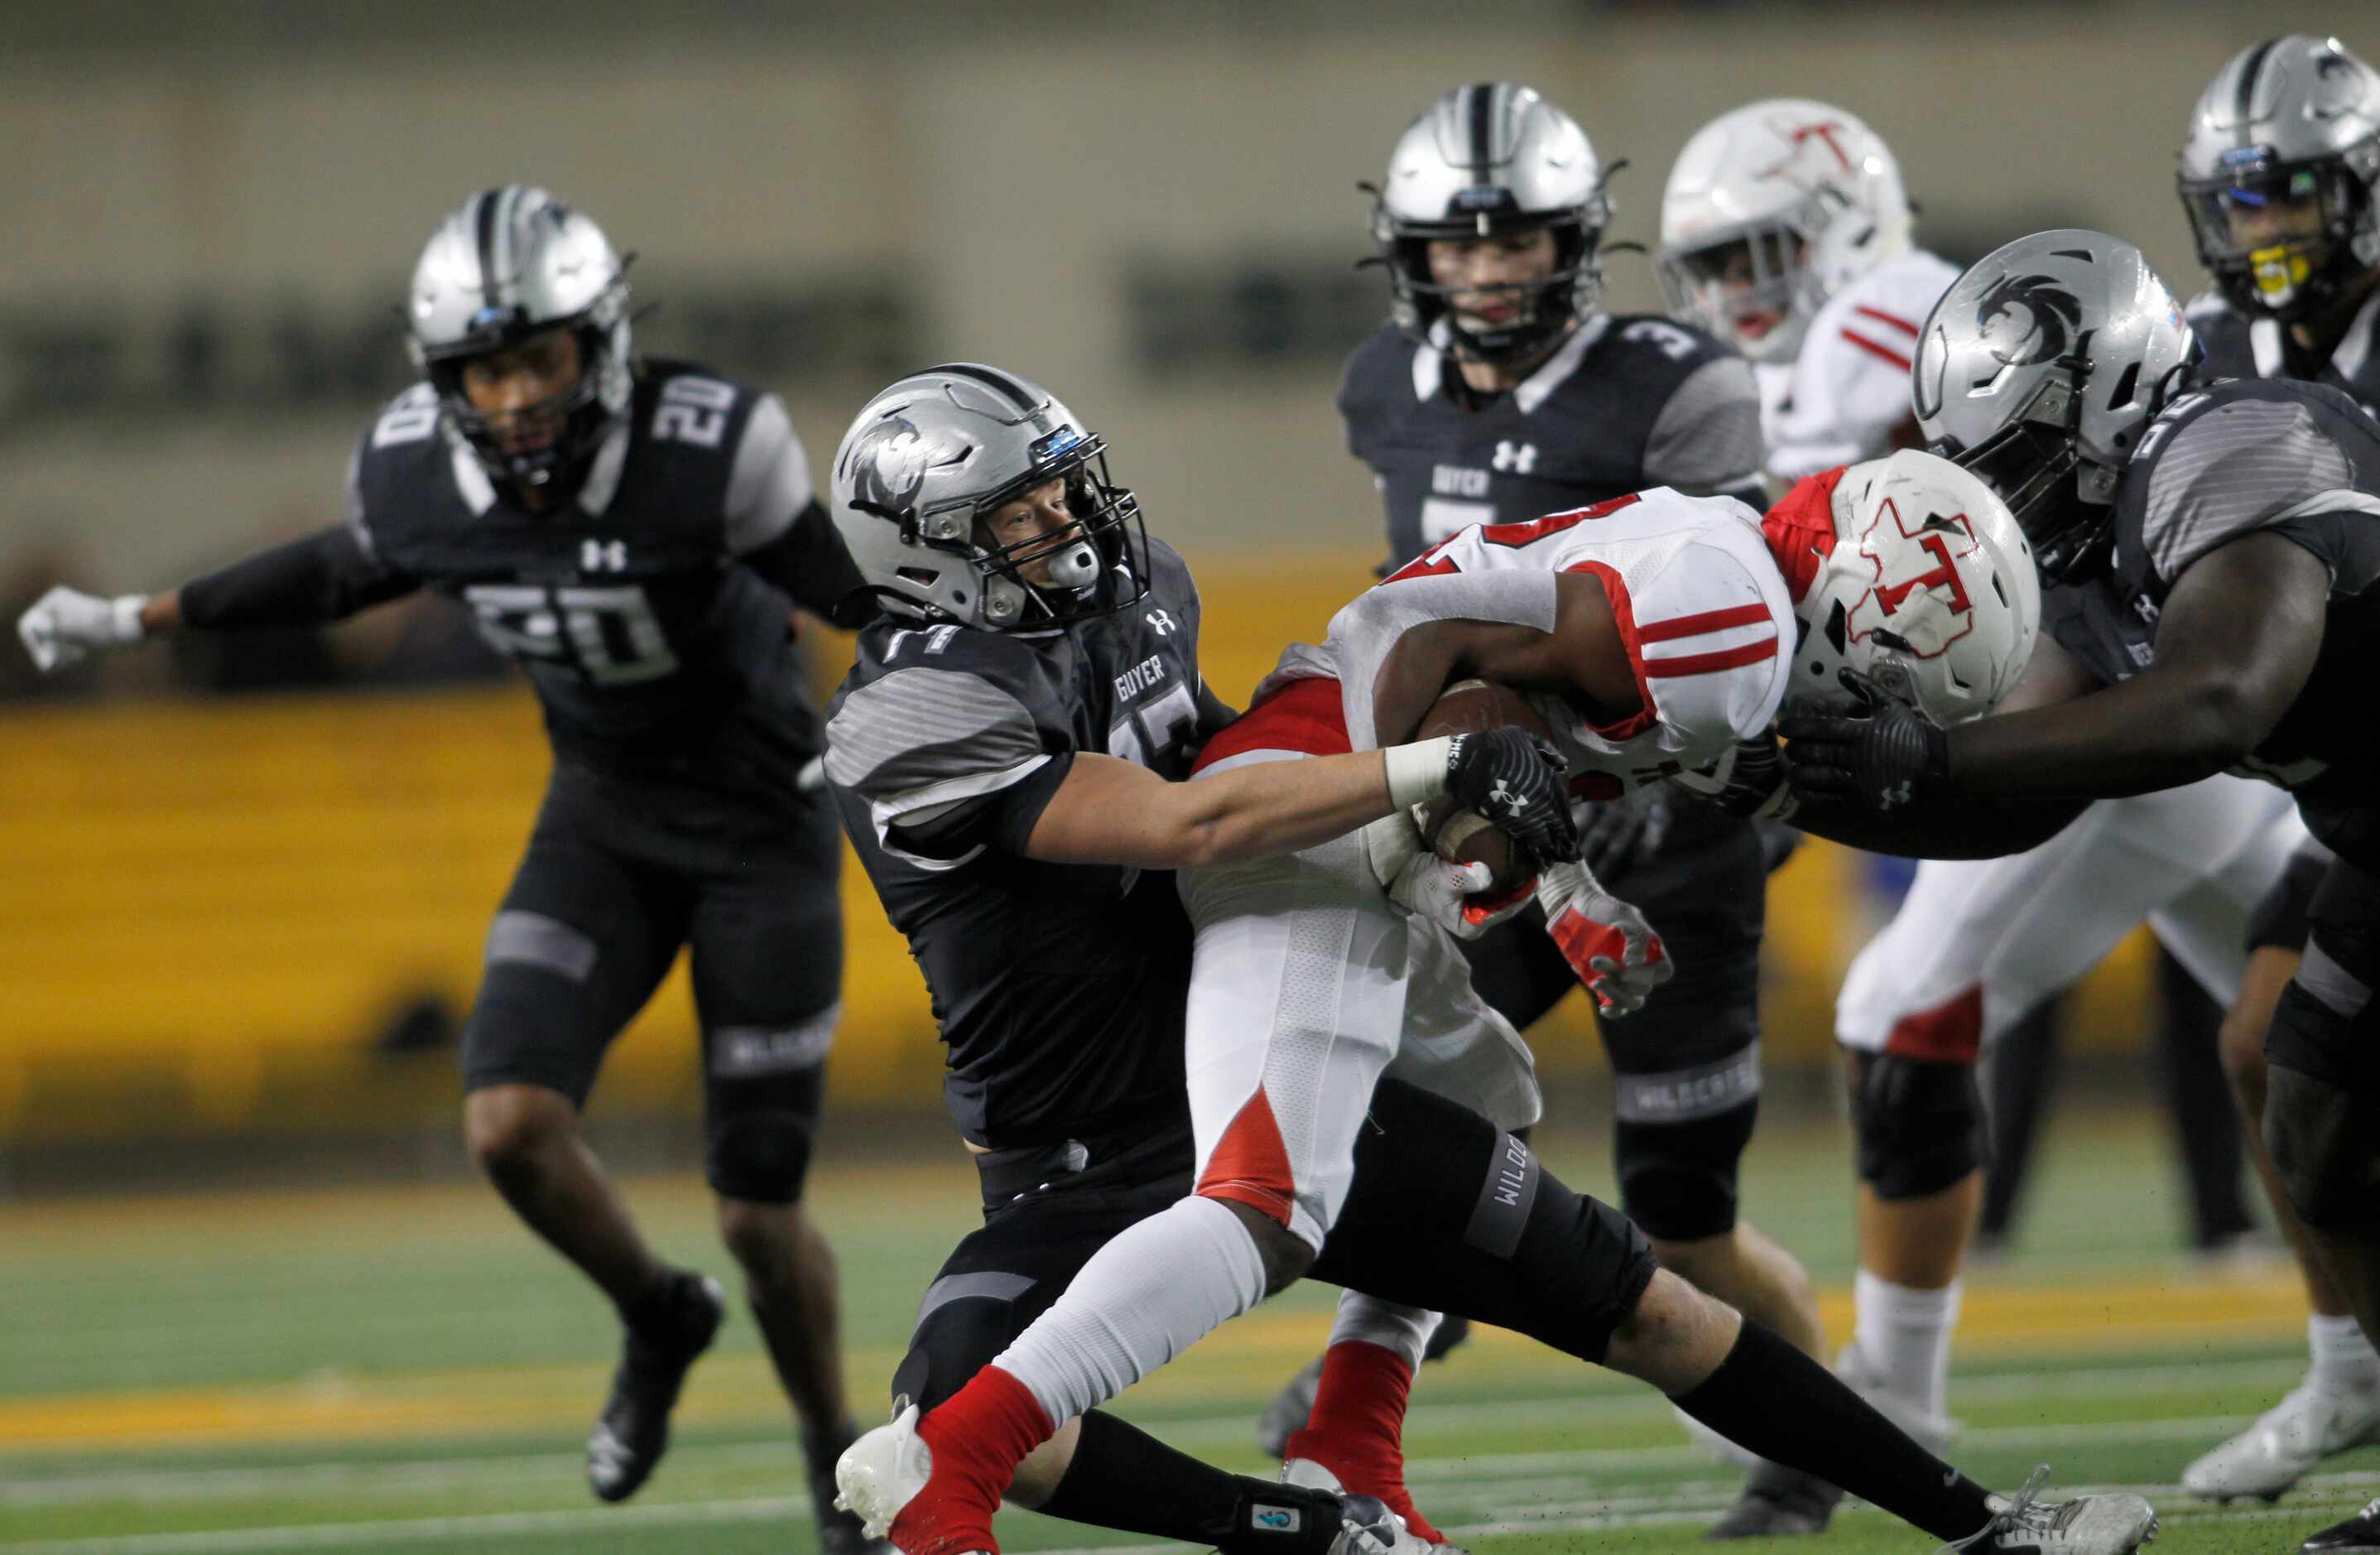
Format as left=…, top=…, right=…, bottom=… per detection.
left=831, top=367, right=2160, bottom=1555
left=2166, top=37, right=2380, bottom=1518
left=15, top=187, right=887, bottom=1547
left=1663, top=96, right=2315, bottom=1469
left=1774, top=227, right=2380, bottom=1555
left=1308, top=82, right=1839, bottom=1538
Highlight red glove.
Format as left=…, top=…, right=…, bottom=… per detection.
left=1536, top=862, right=1672, bottom=1016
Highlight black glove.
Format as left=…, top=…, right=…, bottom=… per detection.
left=1445, top=728, right=1582, bottom=863
left=1678, top=729, right=1796, bottom=820
left=1577, top=784, right=1671, bottom=881
left=1778, top=667, right=1950, bottom=811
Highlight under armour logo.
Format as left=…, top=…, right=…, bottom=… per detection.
left=1492, top=441, right=1538, bottom=474
left=2132, top=595, right=2161, bottom=625
left=1880, top=779, right=1913, bottom=809
left=1488, top=778, right=1526, bottom=817
left=1146, top=609, right=1177, bottom=636
left=581, top=539, right=627, bottom=573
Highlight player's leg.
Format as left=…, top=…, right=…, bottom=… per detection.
left=1312, top=1079, right=2156, bottom=1553
left=858, top=826, right=1414, bottom=1555
left=685, top=803, right=877, bottom=1548
left=459, top=777, right=714, bottom=1502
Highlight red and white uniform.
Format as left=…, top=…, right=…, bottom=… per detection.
left=1758, top=250, right=1959, bottom=481
left=1183, top=487, right=1795, bottom=1249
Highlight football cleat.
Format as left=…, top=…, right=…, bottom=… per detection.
left=1938, top=1466, right=2157, bottom=1554
left=1257, top=1357, right=1325, bottom=1459
left=834, top=1403, right=934, bottom=1541
left=586, top=1271, right=726, bottom=1503
left=2301, top=1497, right=2380, bottom=1551
left=2181, top=1379, right=2380, bottom=1502
left=1285, top=1456, right=1466, bottom=1555
left=810, top=1437, right=900, bottom=1555
left=1703, top=1460, right=1844, bottom=1540
left=1836, top=1341, right=1960, bottom=1458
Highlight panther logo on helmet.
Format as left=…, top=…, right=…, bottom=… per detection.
left=848, top=416, right=930, bottom=520
left=1974, top=272, right=2084, bottom=368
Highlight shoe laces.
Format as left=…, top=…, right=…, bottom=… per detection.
left=1935, top=1464, right=2053, bottom=1553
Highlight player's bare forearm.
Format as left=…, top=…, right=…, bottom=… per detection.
left=1786, top=792, right=2088, bottom=859
left=138, top=590, right=184, bottom=636
left=1370, top=573, right=1637, bottom=743
left=1949, top=534, right=2326, bottom=800
left=1023, top=750, right=1393, bottom=869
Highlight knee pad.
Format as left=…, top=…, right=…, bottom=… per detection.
left=1849, top=1051, right=1986, bottom=1201
left=705, top=1107, right=818, bottom=1204
left=1613, top=1100, right=1757, bottom=1242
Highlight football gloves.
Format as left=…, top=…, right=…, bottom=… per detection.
left=1536, top=860, right=1671, bottom=1017
left=1444, top=728, right=1580, bottom=863
left=17, top=586, right=147, bottom=673
left=1362, top=814, right=1535, bottom=941
left=1779, top=667, right=1950, bottom=812
left=1675, top=729, right=1799, bottom=821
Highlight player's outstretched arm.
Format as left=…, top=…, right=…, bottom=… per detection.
left=1022, top=728, right=1575, bottom=871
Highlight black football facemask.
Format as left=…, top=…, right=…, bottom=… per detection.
left=969, top=443, right=1151, bottom=629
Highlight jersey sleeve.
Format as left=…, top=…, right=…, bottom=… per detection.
left=1337, top=324, right=1411, bottom=470
left=1642, top=354, right=1767, bottom=501
left=823, top=649, right=1075, bottom=867
left=2138, top=394, right=2380, bottom=590
left=721, top=392, right=813, bottom=553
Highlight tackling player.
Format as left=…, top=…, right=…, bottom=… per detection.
left=1662, top=94, right=2315, bottom=1468
left=1301, top=82, right=1836, bottom=1538
left=829, top=362, right=2160, bottom=1555
left=1774, top=226, right=2380, bottom=1555
left=15, top=187, right=886, bottom=1548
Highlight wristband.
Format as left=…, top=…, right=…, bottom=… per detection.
left=1382, top=736, right=1454, bottom=811
left=111, top=594, right=150, bottom=644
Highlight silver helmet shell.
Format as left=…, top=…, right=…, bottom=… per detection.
left=1911, top=230, right=2196, bottom=580
left=406, top=185, right=632, bottom=489
left=1370, top=82, right=1611, bottom=364
left=2178, top=36, right=2380, bottom=322
left=829, top=364, right=1147, bottom=631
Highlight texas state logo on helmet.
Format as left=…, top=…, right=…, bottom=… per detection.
left=1764, top=449, right=2040, bottom=723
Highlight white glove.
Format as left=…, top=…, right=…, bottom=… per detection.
left=1536, top=859, right=1672, bottom=1017
left=1363, top=812, right=1536, bottom=941
left=17, top=586, right=147, bottom=673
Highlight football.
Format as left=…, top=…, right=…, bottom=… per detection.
left=1413, top=678, right=1555, bottom=898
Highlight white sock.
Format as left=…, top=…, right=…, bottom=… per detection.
left=2309, top=1314, right=2380, bottom=1395
left=1851, top=1269, right=1960, bottom=1421
left=1327, top=1291, right=1441, bottom=1370
left=992, top=1196, right=1268, bottom=1426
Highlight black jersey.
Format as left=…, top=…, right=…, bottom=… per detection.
left=179, top=358, right=860, bottom=810
left=822, top=537, right=1214, bottom=1148
left=2187, top=288, right=2380, bottom=407
left=1339, top=315, right=1767, bottom=570
left=2043, top=377, right=2380, bottom=866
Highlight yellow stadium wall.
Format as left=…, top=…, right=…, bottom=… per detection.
left=0, top=553, right=2161, bottom=1147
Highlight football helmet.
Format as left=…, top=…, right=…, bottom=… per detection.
left=407, top=185, right=632, bottom=490
left=1656, top=99, right=1914, bottom=363
left=1766, top=450, right=2041, bottom=725
left=1911, top=230, right=2197, bottom=580
left=2179, top=36, right=2380, bottom=323
left=1369, top=82, right=1612, bottom=365
left=829, top=363, right=1147, bottom=631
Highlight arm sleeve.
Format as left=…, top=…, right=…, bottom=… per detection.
left=823, top=665, right=1073, bottom=867
left=739, top=498, right=868, bottom=625
left=177, top=522, right=416, bottom=630
left=1643, top=355, right=1767, bottom=499
left=724, top=393, right=867, bottom=623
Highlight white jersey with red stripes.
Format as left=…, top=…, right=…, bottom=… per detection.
left=1259, top=487, right=1795, bottom=797
left=1757, top=249, right=1959, bottom=481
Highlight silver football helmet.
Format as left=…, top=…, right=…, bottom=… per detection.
left=1911, top=230, right=2197, bottom=580
left=406, top=185, right=632, bottom=489
left=1369, top=82, right=1612, bottom=364
left=2179, top=36, right=2380, bottom=322
left=829, top=364, right=1147, bottom=631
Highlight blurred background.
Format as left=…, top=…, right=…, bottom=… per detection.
left=7, top=5, right=2378, bottom=1549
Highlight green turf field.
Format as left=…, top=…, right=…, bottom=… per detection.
left=3, top=1109, right=2373, bottom=1553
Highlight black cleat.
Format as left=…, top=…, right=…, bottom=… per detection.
left=1704, top=1461, right=1844, bottom=1540
left=586, top=1271, right=726, bottom=1503
left=2304, top=1498, right=2380, bottom=1552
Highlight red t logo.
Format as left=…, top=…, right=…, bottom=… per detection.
left=1874, top=533, right=1972, bottom=617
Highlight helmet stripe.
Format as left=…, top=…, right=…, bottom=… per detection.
left=2234, top=37, right=2279, bottom=136
left=469, top=187, right=502, bottom=305
left=928, top=362, right=1041, bottom=415
left=1464, top=82, right=1495, bottom=173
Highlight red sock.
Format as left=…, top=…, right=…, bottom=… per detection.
left=891, top=1367, right=1055, bottom=1555
left=1283, top=1340, right=1444, bottom=1544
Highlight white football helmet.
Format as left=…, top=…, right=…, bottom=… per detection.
left=1772, top=450, right=2040, bottom=724
left=1656, top=100, right=1914, bottom=363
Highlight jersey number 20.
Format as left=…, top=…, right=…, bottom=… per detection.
left=464, top=584, right=680, bottom=685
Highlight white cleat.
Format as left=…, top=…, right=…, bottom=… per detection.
left=1282, top=1457, right=1466, bottom=1555
left=1940, top=1467, right=2157, bottom=1554
left=834, top=1403, right=940, bottom=1546
left=2181, top=1379, right=2380, bottom=1503
left=1835, top=1342, right=1960, bottom=1458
